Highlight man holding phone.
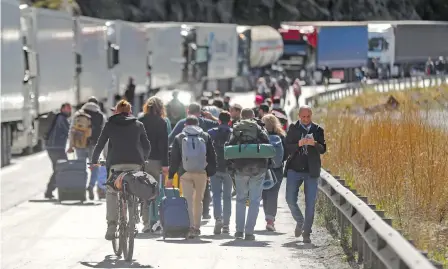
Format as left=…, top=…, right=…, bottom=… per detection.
left=284, top=105, right=326, bottom=244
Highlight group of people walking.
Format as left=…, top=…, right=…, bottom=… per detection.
left=43, top=89, right=326, bottom=243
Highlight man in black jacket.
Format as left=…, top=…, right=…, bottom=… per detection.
left=285, top=105, right=326, bottom=244
left=228, top=108, right=270, bottom=241
left=168, top=116, right=217, bottom=238
left=90, top=100, right=151, bottom=240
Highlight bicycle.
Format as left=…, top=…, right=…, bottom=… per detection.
left=88, top=161, right=139, bottom=262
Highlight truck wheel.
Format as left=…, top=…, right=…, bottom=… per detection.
left=1, top=124, right=12, bottom=167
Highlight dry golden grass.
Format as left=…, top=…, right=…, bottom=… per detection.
left=318, top=100, right=448, bottom=266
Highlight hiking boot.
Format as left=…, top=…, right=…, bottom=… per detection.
left=105, top=223, right=117, bottom=241
left=142, top=223, right=151, bottom=233
left=245, top=234, right=255, bottom=241
left=97, top=188, right=106, bottom=199
left=295, top=223, right=303, bottom=238
left=214, top=219, right=223, bottom=235
left=234, top=231, right=244, bottom=239
left=86, top=186, right=94, bottom=200
left=266, top=220, right=276, bottom=232
left=202, top=213, right=211, bottom=220
left=222, top=225, right=230, bottom=234
left=302, top=234, right=311, bottom=244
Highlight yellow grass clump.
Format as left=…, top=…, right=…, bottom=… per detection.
left=320, top=108, right=448, bottom=267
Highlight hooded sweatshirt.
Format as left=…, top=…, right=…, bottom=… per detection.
left=168, top=125, right=217, bottom=179
left=91, top=113, right=151, bottom=167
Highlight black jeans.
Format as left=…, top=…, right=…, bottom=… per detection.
left=202, top=181, right=211, bottom=216
left=262, top=168, right=283, bottom=222
left=46, top=149, right=68, bottom=194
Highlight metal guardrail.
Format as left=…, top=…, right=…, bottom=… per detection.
left=318, top=169, right=443, bottom=269
left=305, top=74, right=448, bottom=107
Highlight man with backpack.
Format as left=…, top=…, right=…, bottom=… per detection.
left=67, top=97, right=106, bottom=200
left=227, top=108, right=270, bottom=240
left=208, top=111, right=233, bottom=235
left=168, top=116, right=217, bottom=238
left=44, top=103, right=72, bottom=199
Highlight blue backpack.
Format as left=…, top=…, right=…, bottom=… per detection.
left=269, top=134, right=284, bottom=168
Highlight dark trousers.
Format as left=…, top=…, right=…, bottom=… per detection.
left=46, top=149, right=68, bottom=194
left=262, top=168, right=283, bottom=222
left=202, top=181, right=211, bottom=216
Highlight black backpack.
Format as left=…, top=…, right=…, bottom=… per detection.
left=38, top=111, right=60, bottom=140
left=84, top=110, right=104, bottom=144
left=210, top=127, right=232, bottom=171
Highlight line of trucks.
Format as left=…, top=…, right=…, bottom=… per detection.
left=278, top=21, right=448, bottom=84
left=0, top=0, right=284, bottom=167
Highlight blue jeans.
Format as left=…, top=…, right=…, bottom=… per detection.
left=234, top=171, right=265, bottom=234
left=75, top=147, right=98, bottom=188
left=262, top=168, right=283, bottom=221
left=285, top=170, right=319, bottom=235
left=210, top=172, right=233, bottom=225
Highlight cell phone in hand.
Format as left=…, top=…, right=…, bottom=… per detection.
left=305, top=134, right=314, bottom=140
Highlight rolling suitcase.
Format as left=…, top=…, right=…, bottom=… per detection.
left=149, top=175, right=181, bottom=226
left=55, top=159, right=87, bottom=202
left=159, top=185, right=190, bottom=239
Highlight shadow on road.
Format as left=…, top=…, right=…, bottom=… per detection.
left=201, top=234, right=234, bottom=240
left=135, top=233, right=162, bottom=239
left=80, top=255, right=153, bottom=268
left=253, top=230, right=287, bottom=236
left=56, top=201, right=102, bottom=206
left=28, top=199, right=57, bottom=203
left=220, top=239, right=271, bottom=248
left=157, top=238, right=212, bottom=244
left=282, top=240, right=318, bottom=249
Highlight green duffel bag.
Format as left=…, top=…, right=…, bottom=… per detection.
left=224, top=143, right=276, bottom=160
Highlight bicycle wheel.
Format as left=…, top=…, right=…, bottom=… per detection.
left=124, top=195, right=137, bottom=261
left=119, top=194, right=129, bottom=259
left=112, top=196, right=123, bottom=256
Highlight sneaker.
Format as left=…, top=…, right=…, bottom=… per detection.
left=234, top=231, right=244, bottom=239
left=105, top=223, right=117, bottom=241
left=295, top=224, right=303, bottom=238
left=266, top=221, right=276, bottom=232
left=222, top=225, right=230, bottom=234
left=188, top=227, right=196, bottom=238
left=97, top=188, right=106, bottom=199
left=245, top=234, right=255, bottom=241
left=194, top=228, right=201, bottom=237
left=44, top=191, right=54, bottom=199
left=142, top=223, right=151, bottom=233
left=302, top=234, right=311, bottom=244
left=86, top=186, right=94, bottom=200
left=214, top=219, right=223, bottom=235
left=231, top=190, right=236, bottom=197
left=202, top=214, right=212, bottom=220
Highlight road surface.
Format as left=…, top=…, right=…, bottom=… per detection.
left=1, top=94, right=352, bottom=269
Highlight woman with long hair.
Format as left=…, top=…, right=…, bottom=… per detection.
left=138, top=96, right=169, bottom=233
left=261, top=114, right=287, bottom=231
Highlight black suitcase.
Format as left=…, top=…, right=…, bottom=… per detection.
left=55, top=159, right=87, bottom=202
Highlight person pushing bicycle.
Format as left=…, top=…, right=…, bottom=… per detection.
left=90, top=100, right=151, bottom=240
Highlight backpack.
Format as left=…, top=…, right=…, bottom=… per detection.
left=210, top=127, right=232, bottom=171
left=181, top=133, right=207, bottom=172
left=269, top=134, right=284, bottom=168
left=232, top=119, right=260, bottom=144
left=39, top=111, right=59, bottom=140
left=70, top=111, right=92, bottom=149
left=84, top=110, right=104, bottom=144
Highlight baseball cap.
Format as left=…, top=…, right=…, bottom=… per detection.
left=255, top=95, right=264, bottom=105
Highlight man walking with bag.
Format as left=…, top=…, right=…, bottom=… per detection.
left=227, top=108, right=270, bottom=240
left=168, top=116, right=217, bottom=238
left=285, top=105, right=326, bottom=244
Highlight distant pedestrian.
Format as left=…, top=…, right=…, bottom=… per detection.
left=44, top=103, right=72, bottom=199
left=285, top=105, right=326, bottom=243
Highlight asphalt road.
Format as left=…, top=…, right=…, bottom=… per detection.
left=0, top=92, right=353, bottom=269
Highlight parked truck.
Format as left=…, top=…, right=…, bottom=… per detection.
left=367, top=22, right=448, bottom=79
left=279, top=22, right=369, bottom=84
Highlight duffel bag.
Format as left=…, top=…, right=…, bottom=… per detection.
left=123, top=171, right=159, bottom=201
left=224, top=143, right=276, bottom=160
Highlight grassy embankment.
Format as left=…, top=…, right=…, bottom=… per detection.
left=314, top=85, right=448, bottom=267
